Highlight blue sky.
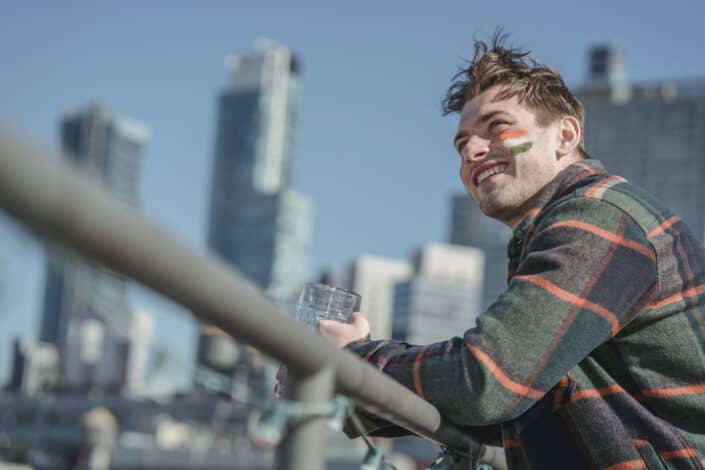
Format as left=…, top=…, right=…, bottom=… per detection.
left=1, top=1, right=704, bottom=387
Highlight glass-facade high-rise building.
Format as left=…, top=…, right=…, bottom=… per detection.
left=197, top=42, right=312, bottom=397
left=449, top=193, right=512, bottom=310
left=576, top=45, right=705, bottom=242
left=39, top=104, right=148, bottom=390
left=207, top=41, right=312, bottom=306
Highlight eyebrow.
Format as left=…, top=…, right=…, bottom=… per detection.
left=453, top=110, right=512, bottom=145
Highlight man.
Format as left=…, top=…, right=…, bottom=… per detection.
left=319, top=35, right=705, bottom=469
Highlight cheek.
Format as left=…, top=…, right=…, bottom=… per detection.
left=460, top=162, right=472, bottom=184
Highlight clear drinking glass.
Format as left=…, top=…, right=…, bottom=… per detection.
left=275, top=283, right=361, bottom=397
left=295, top=282, right=361, bottom=328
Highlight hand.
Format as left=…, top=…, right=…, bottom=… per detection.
left=317, top=312, right=370, bottom=347
left=274, top=312, right=370, bottom=397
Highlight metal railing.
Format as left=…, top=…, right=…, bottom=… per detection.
left=0, top=123, right=505, bottom=470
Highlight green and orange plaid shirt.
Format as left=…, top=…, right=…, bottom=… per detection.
left=346, top=160, right=705, bottom=469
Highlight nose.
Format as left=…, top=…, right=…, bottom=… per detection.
left=461, top=135, right=491, bottom=164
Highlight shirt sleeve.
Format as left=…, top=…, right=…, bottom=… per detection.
left=345, top=197, right=658, bottom=426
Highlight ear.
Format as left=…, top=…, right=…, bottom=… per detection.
left=556, top=116, right=581, bottom=158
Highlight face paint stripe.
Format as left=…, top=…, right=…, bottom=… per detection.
left=502, top=137, right=528, bottom=148
left=500, top=129, right=532, bottom=156
left=499, top=129, right=529, bottom=141
left=509, top=142, right=533, bottom=156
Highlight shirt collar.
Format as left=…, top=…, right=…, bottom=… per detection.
left=511, top=159, right=606, bottom=240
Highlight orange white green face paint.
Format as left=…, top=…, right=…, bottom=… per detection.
left=499, top=129, right=533, bottom=156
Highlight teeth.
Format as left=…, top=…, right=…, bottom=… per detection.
left=477, top=164, right=508, bottom=184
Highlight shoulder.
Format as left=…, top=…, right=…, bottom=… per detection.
left=537, top=173, right=674, bottom=243
left=528, top=187, right=655, bottom=262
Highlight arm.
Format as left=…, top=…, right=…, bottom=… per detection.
left=320, top=316, right=503, bottom=442
left=343, top=197, right=658, bottom=426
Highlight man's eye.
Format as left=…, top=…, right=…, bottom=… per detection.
left=490, top=121, right=509, bottom=130
left=455, top=140, right=467, bottom=154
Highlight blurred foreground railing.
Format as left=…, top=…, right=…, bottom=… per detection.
left=0, top=123, right=504, bottom=470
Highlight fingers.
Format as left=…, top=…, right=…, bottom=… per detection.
left=316, top=319, right=337, bottom=332
left=348, top=312, right=365, bottom=325
left=349, top=312, right=371, bottom=337
left=349, top=311, right=369, bottom=326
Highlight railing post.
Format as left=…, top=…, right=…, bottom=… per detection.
left=276, top=367, right=334, bottom=470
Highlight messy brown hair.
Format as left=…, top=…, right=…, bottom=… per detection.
left=443, top=30, right=589, bottom=158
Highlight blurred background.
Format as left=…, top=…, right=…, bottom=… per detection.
left=0, top=1, right=704, bottom=468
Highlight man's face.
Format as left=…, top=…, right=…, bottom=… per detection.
left=453, top=85, right=575, bottom=228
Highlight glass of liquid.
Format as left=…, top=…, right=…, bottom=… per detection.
left=275, top=283, right=361, bottom=397
left=295, top=282, right=361, bottom=328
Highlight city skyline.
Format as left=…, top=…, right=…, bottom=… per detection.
left=1, top=2, right=704, bottom=387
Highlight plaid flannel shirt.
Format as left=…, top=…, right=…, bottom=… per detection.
left=346, top=160, right=705, bottom=469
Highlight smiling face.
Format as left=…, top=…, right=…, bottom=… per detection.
left=454, top=85, right=581, bottom=228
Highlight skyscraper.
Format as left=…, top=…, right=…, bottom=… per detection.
left=576, top=45, right=705, bottom=241
left=198, top=41, right=312, bottom=395
left=39, top=104, right=148, bottom=390
left=449, top=193, right=512, bottom=310
left=392, top=243, right=484, bottom=344
left=207, top=41, right=312, bottom=306
left=345, top=255, right=412, bottom=339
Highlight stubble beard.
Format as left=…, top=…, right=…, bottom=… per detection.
left=478, top=190, right=521, bottom=226
left=476, top=182, right=540, bottom=228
